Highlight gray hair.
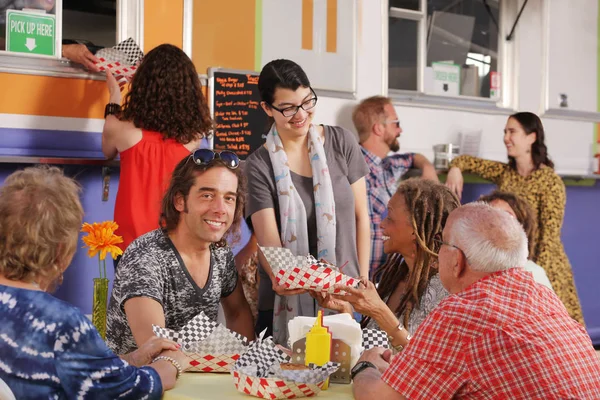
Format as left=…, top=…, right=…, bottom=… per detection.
left=449, top=202, right=528, bottom=272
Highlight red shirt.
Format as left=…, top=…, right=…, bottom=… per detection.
left=114, top=130, right=191, bottom=252
left=382, top=268, right=600, bottom=399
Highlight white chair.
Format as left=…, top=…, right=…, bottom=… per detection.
left=0, top=377, right=15, bottom=400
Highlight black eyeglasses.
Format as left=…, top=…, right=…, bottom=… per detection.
left=191, top=149, right=240, bottom=169
left=268, top=88, right=318, bottom=118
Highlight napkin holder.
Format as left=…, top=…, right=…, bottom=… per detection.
left=231, top=332, right=340, bottom=399
left=290, top=337, right=352, bottom=384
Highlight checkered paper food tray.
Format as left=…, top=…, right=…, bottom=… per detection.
left=232, top=370, right=323, bottom=400
left=152, top=312, right=248, bottom=372
left=259, top=246, right=359, bottom=294
left=232, top=333, right=340, bottom=399
left=361, top=328, right=390, bottom=351
left=95, top=38, right=144, bottom=91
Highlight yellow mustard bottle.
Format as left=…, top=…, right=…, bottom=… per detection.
left=305, top=310, right=332, bottom=390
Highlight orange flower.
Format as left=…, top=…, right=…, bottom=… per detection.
left=81, top=221, right=124, bottom=261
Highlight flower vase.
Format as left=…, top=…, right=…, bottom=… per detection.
left=92, top=277, right=109, bottom=339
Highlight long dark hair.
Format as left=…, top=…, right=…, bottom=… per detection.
left=258, top=59, right=311, bottom=104
left=362, top=179, right=460, bottom=329
left=121, top=44, right=213, bottom=144
left=507, top=112, right=554, bottom=170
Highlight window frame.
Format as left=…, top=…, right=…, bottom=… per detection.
left=0, top=0, right=143, bottom=80
left=384, top=0, right=518, bottom=113
left=539, top=0, right=600, bottom=123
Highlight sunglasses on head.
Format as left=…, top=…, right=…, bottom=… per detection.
left=191, top=149, right=240, bottom=169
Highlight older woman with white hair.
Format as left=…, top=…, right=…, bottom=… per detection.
left=352, top=203, right=600, bottom=400
left=0, top=166, right=190, bottom=399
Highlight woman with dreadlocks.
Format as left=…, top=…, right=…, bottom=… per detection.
left=314, top=178, right=459, bottom=352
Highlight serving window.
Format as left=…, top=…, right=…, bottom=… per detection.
left=0, top=0, right=141, bottom=78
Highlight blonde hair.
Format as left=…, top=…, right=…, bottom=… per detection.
left=0, top=166, right=83, bottom=285
left=352, top=96, right=392, bottom=143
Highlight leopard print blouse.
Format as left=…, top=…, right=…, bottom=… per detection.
left=450, top=155, right=584, bottom=325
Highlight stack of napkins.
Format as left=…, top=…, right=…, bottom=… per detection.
left=259, top=246, right=359, bottom=294
left=153, top=312, right=248, bottom=372
left=232, top=332, right=340, bottom=399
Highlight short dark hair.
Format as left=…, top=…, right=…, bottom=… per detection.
left=478, top=190, right=538, bottom=260
left=159, top=155, right=246, bottom=247
left=121, top=44, right=213, bottom=144
left=258, top=59, right=311, bottom=105
left=508, top=112, right=554, bottom=170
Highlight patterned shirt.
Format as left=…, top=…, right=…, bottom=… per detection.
left=361, top=147, right=414, bottom=275
left=382, top=268, right=600, bottom=399
left=106, top=229, right=238, bottom=355
left=0, top=285, right=161, bottom=399
left=366, top=273, right=448, bottom=335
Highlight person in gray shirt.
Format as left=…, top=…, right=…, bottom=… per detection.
left=244, top=59, right=371, bottom=345
left=107, top=151, right=255, bottom=354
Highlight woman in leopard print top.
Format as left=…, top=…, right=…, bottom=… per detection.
left=446, top=112, right=584, bottom=325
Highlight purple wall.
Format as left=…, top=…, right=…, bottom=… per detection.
left=461, top=182, right=600, bottom=345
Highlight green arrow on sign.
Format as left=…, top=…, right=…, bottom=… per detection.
left=6, top=10, right=56, bottom=57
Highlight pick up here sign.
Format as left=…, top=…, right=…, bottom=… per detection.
left=6, top=10, right=56, bottom=57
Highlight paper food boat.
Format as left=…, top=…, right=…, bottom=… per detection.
left=153, top=312, right=248, bottom=372
left=232, top=333, right=339, bottom=399
left=95, top=38, right=144, bottom=90
left=259, top=246, right=359, bottom=294
left=361, top=328, right=391, bottom=351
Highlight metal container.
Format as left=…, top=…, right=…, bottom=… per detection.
left=433, top=144, right=460, bottom=169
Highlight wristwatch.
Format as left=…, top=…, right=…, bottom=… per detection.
left=350, top=361, right=377, bottom=381
left=104, top=103, right=121, bottom=118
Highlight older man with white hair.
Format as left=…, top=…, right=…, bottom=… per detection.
left=351, top=203, right=600, bottom=399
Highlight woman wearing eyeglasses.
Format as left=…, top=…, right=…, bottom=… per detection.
left=314, top=179, right=459, bottom=353
left=101, top=44, right=212, bottom=266
left=244, top=59, right=371, bottom=345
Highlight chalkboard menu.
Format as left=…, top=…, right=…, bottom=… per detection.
left=208, top=68, right=269, bottom=159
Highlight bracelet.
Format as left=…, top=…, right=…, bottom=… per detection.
left=104, top=103, right=121, bottom=118
left=386, top=322, right=412, bottom=352
left=152, top=356, right=183, bottom=379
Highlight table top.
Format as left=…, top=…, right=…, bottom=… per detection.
left=163, top=372, right=354, bottom=400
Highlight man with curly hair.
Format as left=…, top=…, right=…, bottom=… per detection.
left=106, top=152, right=255, bottom=355
left=101, top=44, right=213, bottom=268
